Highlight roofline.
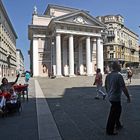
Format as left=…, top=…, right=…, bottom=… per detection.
left=123, top=26, right=139, bottom=37
left=51, top=10, right=106, bottom=28
left=0, top=1, right=18, bottom=39
left=16, top=49, right=24, bottom=60
left=28, top=24, right=48, bottom=30
left=97, top=14, right=124, bottom=18
left=28, top=24, right=48, bottom=40
left=97, top=14, right=138, bottom=37
left=54, top=20, right=105, bottom=29
left=44, top=4, right=89, bottom=15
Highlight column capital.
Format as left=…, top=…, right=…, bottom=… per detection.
left=56, top=33, right=61, bottom=36
left=97, top=37, right=103, bottom=43
left=86, top=36, right=90, bottom=39
left=97, top=37, right=103, bottom=40
left=91, top=38, right=97, bottom=42
left=69, top=34, right=73, bottom=38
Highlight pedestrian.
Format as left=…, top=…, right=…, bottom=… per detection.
left=105, top=61, right=131, bottom=135
left=0, top=74, right=20, bottom=113
left=127, top=67, right=133, bottom=83
left=25, top=71, right=31, bottom=84
left=0, top=73, right=20, bottom=92
left=93, top=68, right=106, bottom=100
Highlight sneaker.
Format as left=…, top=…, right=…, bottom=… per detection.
left=103, top=95, right=106, bottom=100
left=94, top=97, right=99, bottom=99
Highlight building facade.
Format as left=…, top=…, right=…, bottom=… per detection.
left=28, top=4, right=106, bottom=77
left=139, top=46, right=140, bottom=63
left=0, top=1, right=18, bottom=77
left=16, top=49, right=24, bottom=74
left=97, top=15, right=139, bottom=69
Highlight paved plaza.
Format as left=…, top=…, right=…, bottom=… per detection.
left=0, top=76, right=140, bottom=140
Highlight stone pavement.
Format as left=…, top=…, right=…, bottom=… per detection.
left=0, top=77, right=38, bottom=140
left=37, top=76, right=140, bottom=140
left=0, top=76, right=140, bottom=140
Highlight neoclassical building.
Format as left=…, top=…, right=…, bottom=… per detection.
left=0, top=1, right=17, bottom=77
left=97, top=15, right=139, bottom=68
left=28, top=4, right=106, bottom=77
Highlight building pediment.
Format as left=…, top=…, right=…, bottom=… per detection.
left=52, top=11, right=106, bottom=28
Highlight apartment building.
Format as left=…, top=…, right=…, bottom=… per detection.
left=16, top=49, right=24, bottom=74
left=139, top=46, right=140, bottom=62
left=97, top=15, right=139, bottom=69
left=0, top=1, right=17, bottom=77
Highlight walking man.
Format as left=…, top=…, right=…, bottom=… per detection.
left=94, top=68, right=106, bottom=100
left=105, top=61, right=131, bottom=135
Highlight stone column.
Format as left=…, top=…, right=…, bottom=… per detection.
left=86, top=36, right=92, bottom=75
left=56, top=34, right=62, bottom=77
left=69, top=35, right=74, bottom=76
left=78, top=41, right=84, bottom=75
left=51, top=41, right=56, bottom=76
left=33, top=38, right=39, bottom=76
left=62, top=39, right=68, bottom=76
left=92, top=38, right=97, bottom=74
left=97, top=37, right=104, bottom=73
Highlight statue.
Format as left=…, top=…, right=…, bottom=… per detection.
left=33, top=6, right=37, bottom=15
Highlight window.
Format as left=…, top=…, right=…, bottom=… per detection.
left=109, top=30, right=114, bottom=35
left=110, top=46, right=114, bottom=50
left=110, top=53, right=114, bottom=59
left=61, top=26, right=64, bottom=29
left=108, top=38, right=114, bottom=42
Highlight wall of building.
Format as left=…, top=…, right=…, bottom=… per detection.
left=0, top=1, right=17, bottom=77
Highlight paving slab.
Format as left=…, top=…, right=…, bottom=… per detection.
left=37, top=76, right=140, bottom=140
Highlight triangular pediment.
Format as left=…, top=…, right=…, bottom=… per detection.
left=52, top=11, right=105, bottom=28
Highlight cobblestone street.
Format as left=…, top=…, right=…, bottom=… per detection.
left=0, top=76, right=140, bottom=140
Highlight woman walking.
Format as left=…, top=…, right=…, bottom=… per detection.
left=94, top=68, right=106, bottom=100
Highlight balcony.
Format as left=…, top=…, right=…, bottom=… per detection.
left=130, top=48, right=135, bottom=53
left=122, top=43, right=125, bottom=47
left=107, top=33, right=115, bottom=38
left=6, top=52, right=11, bottom=58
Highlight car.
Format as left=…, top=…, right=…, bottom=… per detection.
left=120, top=69, right=128, bottom=80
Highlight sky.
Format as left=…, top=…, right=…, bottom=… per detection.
left=2, top=0, right=140, bottom=70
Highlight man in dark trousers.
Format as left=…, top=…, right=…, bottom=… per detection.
left=105, top=61, right=131, bottom=135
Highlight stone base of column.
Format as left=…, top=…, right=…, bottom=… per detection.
left=69, top=74, right=75, bottom=77
left=86, top=74, right=93, bottom=76
left=63, top=74, right=69, bottom=77
left=56, top=75, right=63, bottom=78
left=79, top=74, right=85, bottom=76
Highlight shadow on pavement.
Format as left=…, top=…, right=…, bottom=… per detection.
left=45, top=84, right=140, bottom=140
